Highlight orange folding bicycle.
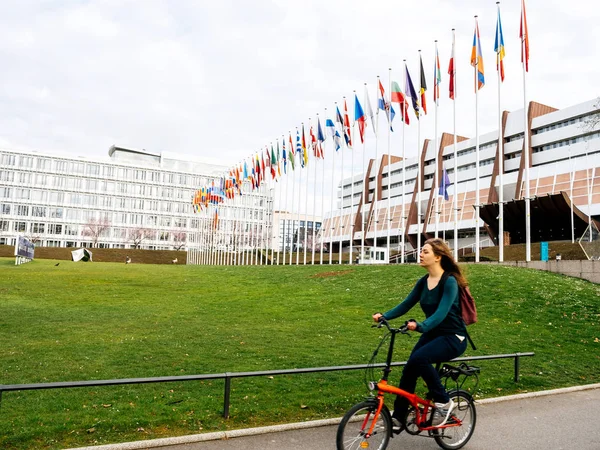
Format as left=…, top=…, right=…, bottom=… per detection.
left=336, top=318, right=479, bottom=450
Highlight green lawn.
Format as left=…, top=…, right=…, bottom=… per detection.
left=0, top=258, right=598, bottom=449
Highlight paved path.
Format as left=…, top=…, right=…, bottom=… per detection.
left=71, top=386, right=600, bottom=450
left=161, top=388, right=600, bottom=450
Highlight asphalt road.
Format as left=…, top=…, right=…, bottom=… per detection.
left=160, top=388, right=600, bottom=450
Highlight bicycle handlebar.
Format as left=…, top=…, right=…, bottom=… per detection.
left=372, top=316, right=410, bottom=334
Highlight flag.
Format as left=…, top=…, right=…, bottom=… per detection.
left=364, top=85, right=376, bottom=135
left=405, top=64, right=420, bottom=118
left=439, top=168, right=451, bottom=201
left=449, top=30, right=456, bottom=100
left=282, top=137, right=287, bottom=174
left=309, top=123, right=317, bottom=154
left=378, top=79, right=396, bottom=131
left=296, top=128, right=302, bottom=168
left=391, top=80, right=410, bottom=124
left=270, top=144, right=277, bottom=179
left=316, top=117, right=325, bottom=158
left=336, top=104, right=351, bottom=148
left=343, top=99, right=353, bottom=148
left=520, top=0, right=529, bottom=72
left=354, top=93, right=366, bottom=144
left=243, top=161, right=248, bottom=180
left=289, top=132, right=296, bottom=170
left=326, top=118, right=341, bottom=151
left=419, top=54, right=428, bottom=115
left=495, top=6, right=506, bottom=82
left=301, top=123, right=308, bottom=167
left=434, top=45, right=442, bottom=104
left=471, top=19, right=485, bottom=90
left=276, top=141, right=281, bottom=177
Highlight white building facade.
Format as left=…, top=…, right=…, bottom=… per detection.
left=322, top=99, right=600, bottom=258
left=0, top=146, right=272, bottom=254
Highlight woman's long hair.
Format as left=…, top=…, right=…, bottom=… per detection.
left=424, top=238, right=468, bottom=288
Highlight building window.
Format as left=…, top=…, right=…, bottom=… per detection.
left=0, top=220, right=9, bottom=231
left=65, top=225, right=78, bottom=236
left=14, top=222, right=26, bottom=232
left=50, top=207, right=64, bottom=218
left=1, top=153, right=16, bottom=165
left=1, top=203, right=10, bottom=214
left=16, top=205, right=29, bottom=216
left=48, top=224, right=62, bottom=235
left=31, top=222, right=45, bottom=233
left=31, top=206, right=47, bottom=217
left=0, top=170, right=15, bottom=182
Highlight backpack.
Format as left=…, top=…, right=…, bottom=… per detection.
left=416, top=272, right=477, bottom=350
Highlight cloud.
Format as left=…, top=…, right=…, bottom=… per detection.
left=0, top=0, right=597, bottom=171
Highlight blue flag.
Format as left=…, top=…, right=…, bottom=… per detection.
left=439, top=168, right=451, bottom=201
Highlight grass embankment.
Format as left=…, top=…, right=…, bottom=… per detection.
left=0, top=258, right=598, bottom=449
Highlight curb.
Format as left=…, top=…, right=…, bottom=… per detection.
left=68, top=383, right=600, bottom=450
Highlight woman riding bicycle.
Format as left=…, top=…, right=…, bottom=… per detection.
left=372, top=238, right=468, bottom=433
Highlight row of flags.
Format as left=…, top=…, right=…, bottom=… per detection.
left=192, top=0, right=530, bottom=222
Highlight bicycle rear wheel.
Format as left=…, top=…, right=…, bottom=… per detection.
left=433, top=390, right=476, bottom=450
left=336, top=400, right=392, bottom=450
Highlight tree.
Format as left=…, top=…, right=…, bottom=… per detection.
left=82, top=217, right=111, bottom=248
left=172, top=231, right=187, bottom=251
left=584, top=97, right=600, bottom=131
left=23, top=233, right=42, bottom=246
left=128, top=227, right=155, bottom=249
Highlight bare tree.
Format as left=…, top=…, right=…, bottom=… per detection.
left=128, top=227, right=155, bottom=249
left=584, top=97, right=600, bottom=130
left=23, top=234, right=42, bottom=246
left=172, top=231, right=187, bottom=251
left=82, top=217, right=111, bottom=248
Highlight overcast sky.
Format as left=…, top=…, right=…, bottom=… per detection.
left=0, top=0, right=598, bottom=170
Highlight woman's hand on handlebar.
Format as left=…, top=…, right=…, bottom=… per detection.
left=372, top=313, right=383, bottom=323
left=406, top=319, right=418, bottom=331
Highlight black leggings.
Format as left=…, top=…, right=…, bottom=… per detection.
left=393, top=332, right=467, bottom=421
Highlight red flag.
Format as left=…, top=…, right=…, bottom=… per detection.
left=448, top=30, right=456, bottom=100
left=520, top=0, right=529, bottom=72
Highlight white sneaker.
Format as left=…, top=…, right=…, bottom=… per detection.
left=391, top=417, right=404, bottom=434
left=432, top=399, right=455, bottom=426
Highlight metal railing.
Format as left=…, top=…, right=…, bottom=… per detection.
left=0, top=352, right=534, bottom=419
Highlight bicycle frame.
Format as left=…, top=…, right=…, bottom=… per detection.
left=367, top=321, right=463, bottom=435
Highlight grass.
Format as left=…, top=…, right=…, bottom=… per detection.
left=0, top=258, right=599, bottom=449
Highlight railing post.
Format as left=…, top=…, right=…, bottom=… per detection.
left=223, top=374, right=231, bottom=419
left=514, top=354, right=521, bottom=382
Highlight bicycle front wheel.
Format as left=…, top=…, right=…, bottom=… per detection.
left=336, top=400, right=392, bottom=450
left=433, top=390, right=476, bottom=450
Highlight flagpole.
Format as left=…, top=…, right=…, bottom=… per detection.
left=400, top=66, right=406, bottom=264
left=349, top=92, right=356, bottom=266
left=361, top=84, right=368, bottom=263
left=296, top=129, right=302, bottom=266
left=311, top=122, right=318, bottom=265
left=474, top=17, right=481, bottom=263
left=521, top=1, right=532, bottom=262
left=434, top=41, right=440, bottom=239
left=304, top=122, right=310, bottom=266
left=452, top=29, right=459, bottom=260
left=374, top=76, right=381, bottom=256
left=387, top=68, right=393, bottom=262
left=497, top=2, right=505, bottom=262
left=416, top=53, right=422, bottom=259
left=338, top=101, right=344, bottom=265
left=318, top=113, right=325, bottom=265
left=328, top=107, right=335, bottom=265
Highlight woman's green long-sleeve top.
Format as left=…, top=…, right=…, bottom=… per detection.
left=382, top=275, right=466, bottom=335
